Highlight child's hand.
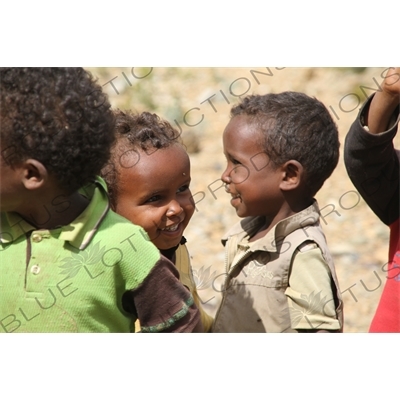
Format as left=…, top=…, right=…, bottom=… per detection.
left=381, top=67, right=400, bottom=98
left=367, top=67, right=400, bottom=134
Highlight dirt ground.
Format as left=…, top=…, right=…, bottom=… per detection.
left=88, top=67, right=400, bottom=333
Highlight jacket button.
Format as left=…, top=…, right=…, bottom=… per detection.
left=32, top=233, right=42, bottom=243
left=31, top=265, right=41, bottom=275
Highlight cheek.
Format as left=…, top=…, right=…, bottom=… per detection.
left=183, top=207, right=195, bottom=225
left=115, top=200, right=159, bottom=231
left=115, top=198, right=137, bottom=223
left=230, top=165, right=251, bottom=184
left=183, top=195, right=195, bottom=217
left=134, top=209, right=167, bottom=232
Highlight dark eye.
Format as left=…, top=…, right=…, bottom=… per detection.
left=177, top=184, right=189, bottom=194
left=231, top=158, right=241, bottom=165
left=146, top=195, right=161, bottom=203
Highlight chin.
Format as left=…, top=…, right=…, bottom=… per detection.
left=235, top=207, right=243, bottom=217
left=236, top=207, right=253, bottom=218
left=158, top=239, right=181, bottom=250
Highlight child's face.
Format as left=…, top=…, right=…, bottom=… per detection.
left=115, top=143, right=195, bottom=250
left=221, top=115, right=284, bottom=219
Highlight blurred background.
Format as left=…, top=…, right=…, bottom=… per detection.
left=87, top=67, right=399, bottom=333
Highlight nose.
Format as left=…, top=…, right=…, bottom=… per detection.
left=166, top=199, right=183, bottom=217
left=221, top=166, right=232, bottom=184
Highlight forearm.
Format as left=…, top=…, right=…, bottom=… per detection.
left=367, top=68, right=400, bottom=134
left=366, top=91, right=400, bottom=133
left=131, top=255, right=202, bottom=332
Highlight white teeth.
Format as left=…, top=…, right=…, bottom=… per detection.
left=163, top=224, right=179, bottom=232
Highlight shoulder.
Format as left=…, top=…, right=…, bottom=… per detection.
left=100, top=208, right=150, bottom=240
left=292, top=241, right=327, bottom=267
left=222, top=216, right=265, bottom=244
left=93, top=208, right=160, bottom=270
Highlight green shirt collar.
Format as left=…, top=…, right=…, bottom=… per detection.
left=0, top=176, right=110, bottom=250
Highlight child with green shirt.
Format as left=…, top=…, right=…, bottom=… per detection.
left=0, top=67, right=202, bottom=333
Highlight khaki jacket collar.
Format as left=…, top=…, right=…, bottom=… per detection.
left=221, top=200, right=321, bottom=253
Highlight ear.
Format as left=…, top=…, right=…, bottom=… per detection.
left=21, top=159, right=48, bottom=190
left=279, top=160, right=304, bottom=191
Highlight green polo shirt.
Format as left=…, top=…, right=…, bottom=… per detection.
left=0, top=177, right=161, bottom=332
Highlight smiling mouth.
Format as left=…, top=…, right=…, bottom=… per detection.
left=161, top=223, right=180, bottom=232
left=225, top=184, right=240, bottom=198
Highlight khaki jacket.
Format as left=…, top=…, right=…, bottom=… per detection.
left=175, top=243, right=214, bottom=332
left=212, top=201, right=343, bottom=333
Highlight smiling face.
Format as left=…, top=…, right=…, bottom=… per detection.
left=221, top=115, right=286, bottom=220
left=114, top=143, right=195, bottom=250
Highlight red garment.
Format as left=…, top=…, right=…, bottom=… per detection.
left=369, top=219, right=400, bottom=332
left=344, top=94, right=400, bottom=332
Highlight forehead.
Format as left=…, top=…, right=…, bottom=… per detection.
left=223, top=115, right=263, bottom=153
left=117, top=143, right=190, bottom=186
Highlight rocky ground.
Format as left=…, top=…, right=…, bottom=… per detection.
left=88, top=67, right=399, bottom=333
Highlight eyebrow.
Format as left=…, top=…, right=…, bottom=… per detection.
left=224, top=151, right=240, bottom=161
left=140, top=177, right=191, bottom=198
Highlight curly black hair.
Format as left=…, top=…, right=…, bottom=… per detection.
left=230, top=92, right=340, bottom=196
left=0, top=67, right=115, bottom=193
left=101, top=110, right=182, bottom=208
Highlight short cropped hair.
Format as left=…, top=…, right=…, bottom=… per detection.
left=0, top=68, right=115, bottom=193
left=101, top=110, right=181, bottom=208
left=231, top=92, right=339, bottom=196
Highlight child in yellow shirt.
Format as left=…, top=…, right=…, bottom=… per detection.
left=101, top=110, right=213, bottom=332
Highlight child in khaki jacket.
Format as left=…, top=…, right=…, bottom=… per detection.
left=212, top=92, right=343, bottom=333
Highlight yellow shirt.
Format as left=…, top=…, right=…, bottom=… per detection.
left=135, top=243, right=213, bottom=333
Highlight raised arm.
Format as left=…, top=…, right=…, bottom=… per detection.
left=344, top=68, right=400, bottom=225
left=367, top=67, right=400, bottom=133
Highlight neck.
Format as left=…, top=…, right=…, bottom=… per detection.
left=249, top=198, right=313, bottom=242
left=17, top=191, right=89, bottom=230
left=288, top=198, right=313, bottom=214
